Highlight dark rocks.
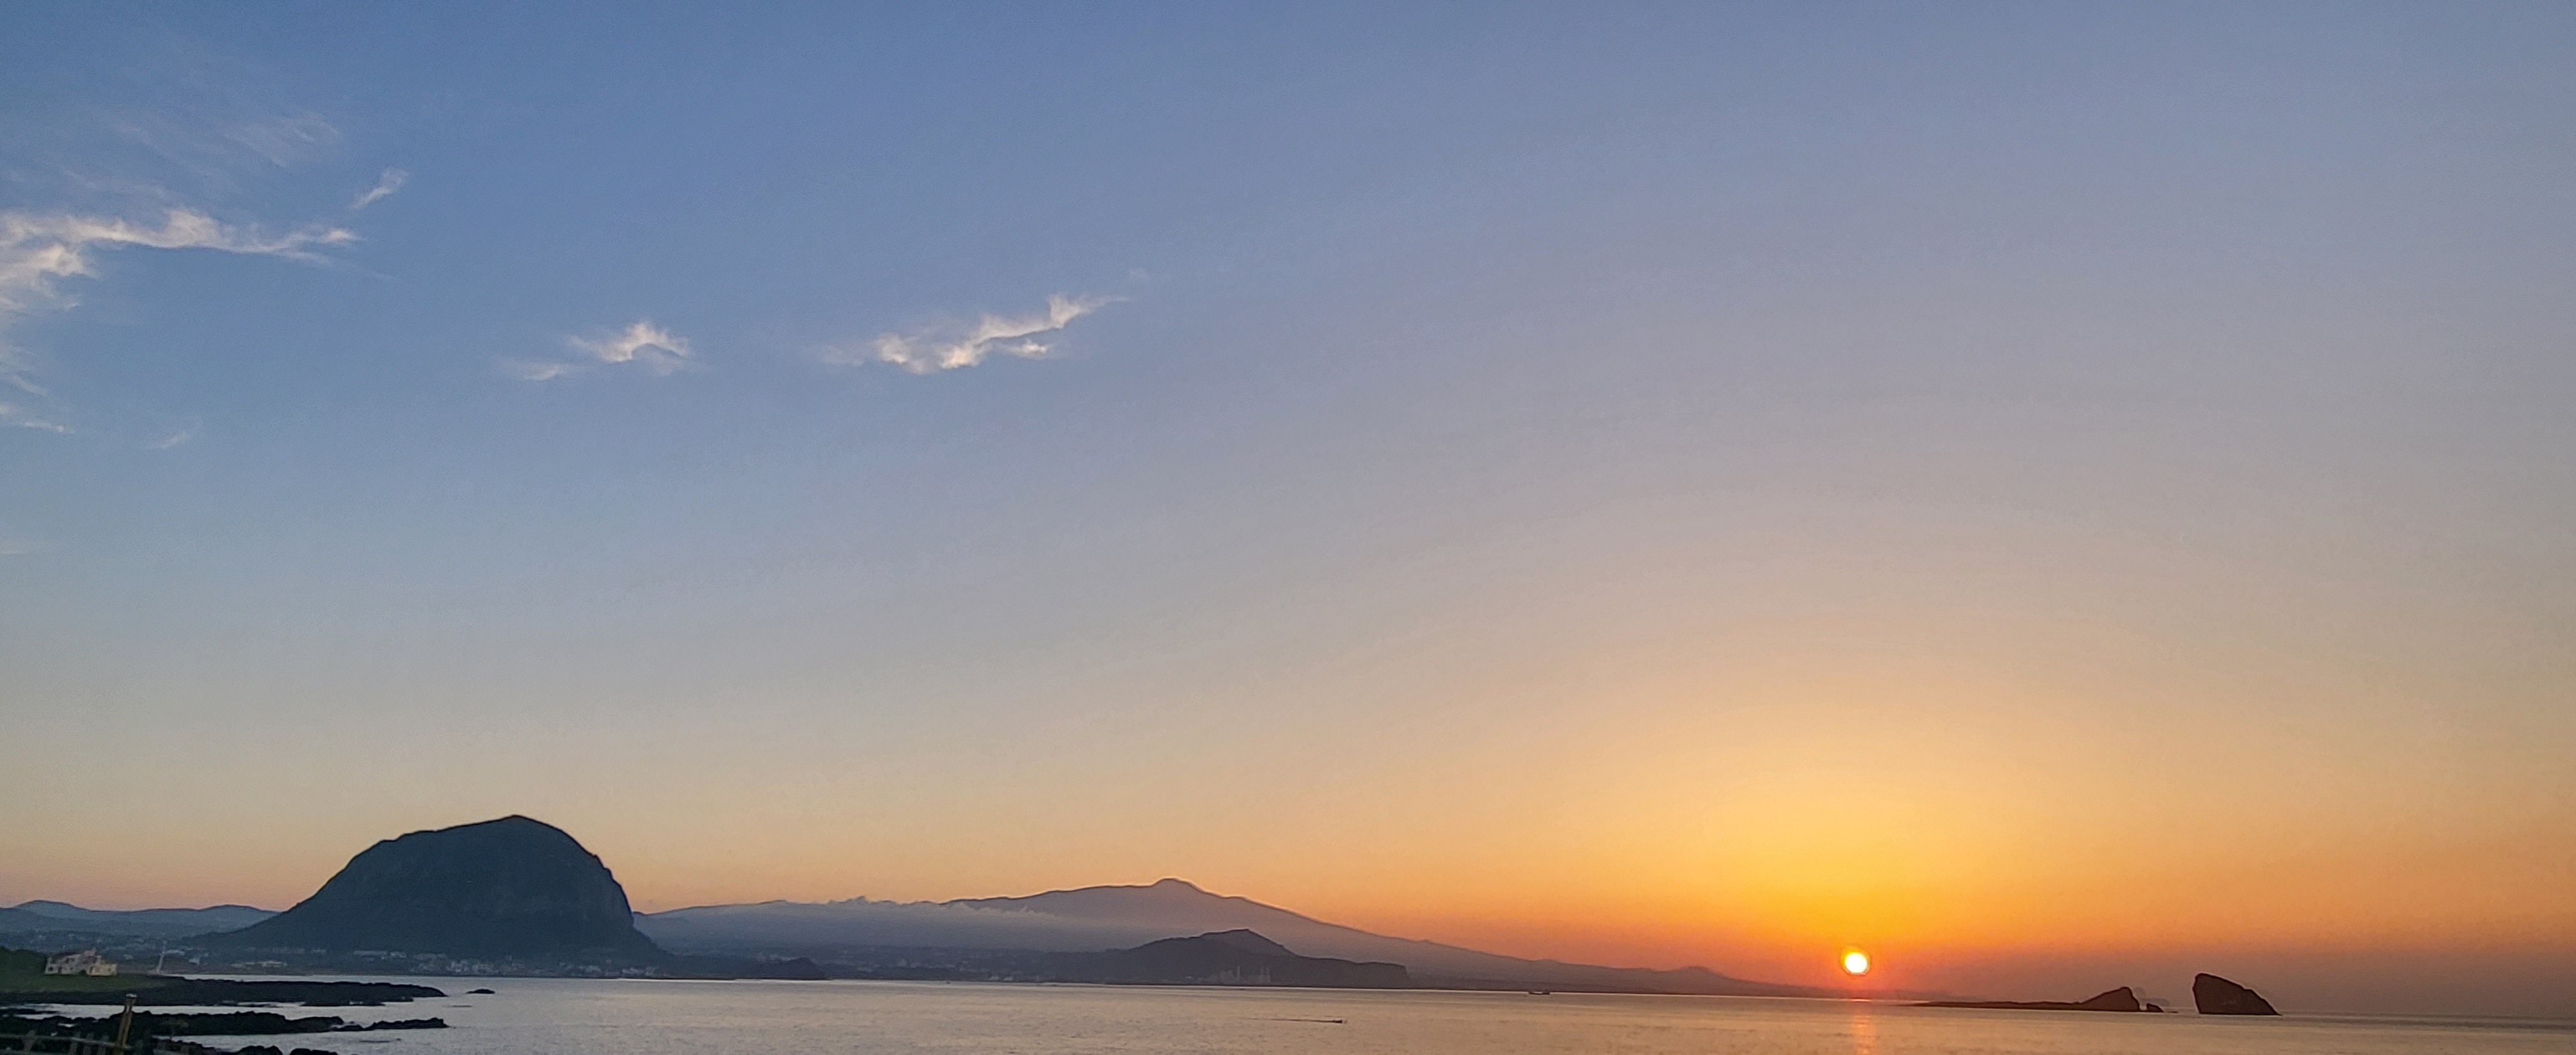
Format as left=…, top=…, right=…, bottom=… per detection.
left=2075, top=987, right=2145, bottom=1012
left=1, top=1011, right=345, bottom=1038
left=465, top=988, right=495, bottom=994
left=2193, top=973, right=2279, bottom=1015
left=1922, top=986, right=2152, bottom=1012
left=211, top=816, right=663, bottom=963
left=347, top=1018, right=445, bottom=1031
left=0, top=980, right=440, bottom=1007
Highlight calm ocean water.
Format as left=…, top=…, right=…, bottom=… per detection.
left=66, top=977, right=2576, bottom=1055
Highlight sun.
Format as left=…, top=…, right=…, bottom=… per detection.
left=1841, top=948, right=1871, bottom=976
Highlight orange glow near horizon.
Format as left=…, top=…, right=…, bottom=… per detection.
left=4, top=3, right=2574, bottom=1027
left=5, top=614, right=2571, bottom=1017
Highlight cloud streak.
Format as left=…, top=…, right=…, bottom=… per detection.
left=0, top=207, right=359, bottom=430
left=350, top=168, right=407, bottom=211
left=145, top=419, right=200, bottom=449
left=222, top=112, right=341, bottom=170
left=1, top=208, right=356, bottom=313
left=831, top=293, right=1116, bottom=374
left=0, top=401, right=71, bottom=433
left=507, top=320, right=695, bottom=381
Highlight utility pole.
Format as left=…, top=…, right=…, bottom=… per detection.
left=113, top=993, right=137, bottom=1054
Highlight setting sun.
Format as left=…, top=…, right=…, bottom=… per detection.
left=6, top=0, right=2572, bottom=1040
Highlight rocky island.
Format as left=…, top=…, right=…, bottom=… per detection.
left=2193, top=973, right=2280, bottom=1015
left=1922, top=986, right=2161, bottom=1012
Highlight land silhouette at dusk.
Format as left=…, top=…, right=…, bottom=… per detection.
left=5, top=1, right=2573, bottom=1037
left=4, top=815, right=2324, bottom=1016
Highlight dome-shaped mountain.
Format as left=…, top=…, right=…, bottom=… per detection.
left=213, top=816, right=662, bottom=962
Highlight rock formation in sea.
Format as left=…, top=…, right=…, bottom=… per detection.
left=2192, top=973, right=2280, bottom=1015
left=210, top=816, right=663, bottom=963
left=1923, top=987, right=2151, bottom=1012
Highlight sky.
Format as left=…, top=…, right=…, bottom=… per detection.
left=3, top=0, right=2573, bottom=1018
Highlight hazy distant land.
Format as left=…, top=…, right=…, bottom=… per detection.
left=4, top=816, right=1858, bottom=998
left=0, top=815, right=2296, bottom=1014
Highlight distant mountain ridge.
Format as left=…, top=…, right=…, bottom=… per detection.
left=12, top=818, right=1819, bottom=995
left=0, top=902, right=276, bottom=940
left=1058, top=929, right=1409, bottom=987
left=0, top=909, right=45, bottom=938
left=213, top=815, right=661, bottom=963
left=639, top=877, right=1828, bottom=996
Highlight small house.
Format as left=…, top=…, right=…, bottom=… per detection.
left=43, top=949, right=117, bottom=976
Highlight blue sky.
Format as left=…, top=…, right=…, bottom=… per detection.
left=5, top=2, right=2575, bottom=1013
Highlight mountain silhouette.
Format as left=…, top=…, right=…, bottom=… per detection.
left=3, top=901, right=276, bottom=939
left=1063, top=929, right=1408, bottom=987
left=641, top=877, right=1824, bottom=996
left=1195, top=928, right=1296, bottom=957
left=213, top=816, right=661, bottom=962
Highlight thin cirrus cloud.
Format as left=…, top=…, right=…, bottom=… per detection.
left=828, top=293, right=1117, bottom=374
left=513, top=295, right=1114, bottom=384
left=0, top=207, right=359, bottom=432
left=144, top=417, right=201, bottom=450
left=349, top=168, right=407, bottom=211
left=506, top=320, right=694, bottom=381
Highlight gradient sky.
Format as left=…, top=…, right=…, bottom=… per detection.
left=4, top=1, right=2573, bottom=1018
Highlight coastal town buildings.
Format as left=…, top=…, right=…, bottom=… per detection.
left=43, top=949, right=118, bottom=976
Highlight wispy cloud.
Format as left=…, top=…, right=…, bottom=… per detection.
left=145, top=421, right=199, bottom=449
left=829, top=293, right=1117, bottom=374
left=500, top=360, right=577, bottom=383
left=507, top=320, right=695, bottom=382
left=350, top=168, right=407, bottom=211
left=0, top=401, right=71, bottom=433
left=91, top=108, right=345, bottom=196
left=222, top=111, right=341, bottom=169
left=571, top=321, right=693, bottom=372
left=0, top=207, right=359, bottom=429
left=0, top=535, right=38, bottom=556
left=1, top=209, right=354, bottom=280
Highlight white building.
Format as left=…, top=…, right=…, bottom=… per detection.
left=44, top=949, right=117, bottom=976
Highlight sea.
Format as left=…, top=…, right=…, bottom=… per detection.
left=30, top=977, right=2576, bottom=1055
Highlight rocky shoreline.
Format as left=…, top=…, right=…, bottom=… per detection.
left=0, top=978, right=444, bottom=1007
left=0, top=977, right=449, bottom=1055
